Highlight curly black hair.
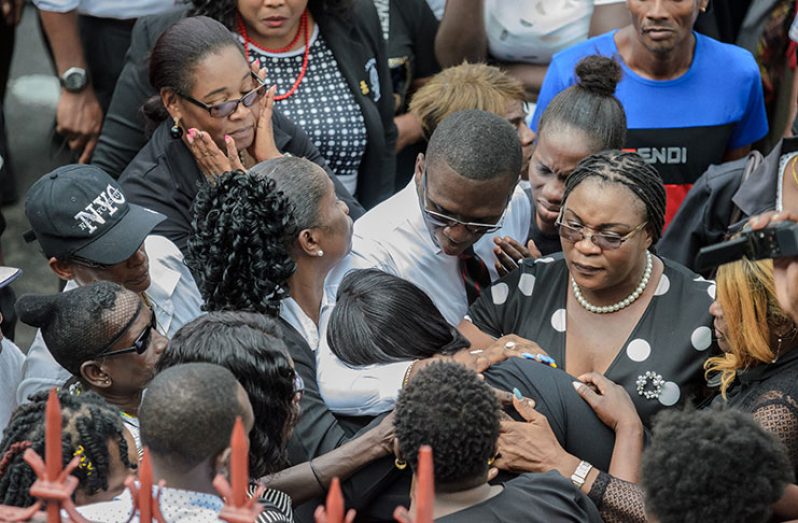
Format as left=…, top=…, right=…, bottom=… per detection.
left=394, top=361, right=500, bottom=491
left=642, top=407, right=793, bottom=523
left=0, top=390, right=135, bottom=507
left=157, top=311, right=296, bottom=478
left=188, top=0, right=355, bottom=32
left=187, top=170, right=297, bottom=317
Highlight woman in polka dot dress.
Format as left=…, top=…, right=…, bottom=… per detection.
left=461, top=150, right=717, bottom=427
left=190, top=0, right=397, bottom=209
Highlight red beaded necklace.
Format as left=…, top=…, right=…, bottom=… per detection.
left=237, top=10, right=310, bottom=101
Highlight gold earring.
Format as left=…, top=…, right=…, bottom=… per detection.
left=488, top=456, right=495, bottom=466
left=395, top=458, right=407, bottom=470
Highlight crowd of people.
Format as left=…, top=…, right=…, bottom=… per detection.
left=2, top=0, right=798, bottom=522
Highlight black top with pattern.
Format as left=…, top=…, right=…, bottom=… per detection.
left=246, top=26, right=368, bottom=195
left=467, top=254, right=717, bottom=427
left=586, top=346, right=798, bottom=523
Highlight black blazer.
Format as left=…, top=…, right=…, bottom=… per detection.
left=311, top=0, right=398, bottom=207
left=658, top=137, right=798, bottom=272
left=91, top=6, right=362, bottom=219
left=119, top=118, right=359, bottom=254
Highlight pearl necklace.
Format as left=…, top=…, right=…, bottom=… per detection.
left=571, top=252, right=653, bottom=314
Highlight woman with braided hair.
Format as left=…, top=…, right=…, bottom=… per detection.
left=0, top=390, right=137, bottom=508
left=460, top=150, right=716, bottom=428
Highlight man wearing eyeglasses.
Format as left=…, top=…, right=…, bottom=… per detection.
left=16, top=164, right=203, bottom=405
left=319, top=110, right=530, bottom=415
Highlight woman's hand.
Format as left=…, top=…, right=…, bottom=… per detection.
left=494, top=393, right=579, bottom=476
left=248, top=61, right=282, bottom=163
left=573, top=372, right=642, bottom=433
left=451, top=334, right=548, bottom=374
left=185, top=128, right=245, bottom=180
left=493, top=236, right=541, bottom=277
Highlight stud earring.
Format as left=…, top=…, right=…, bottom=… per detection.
left=317, top=250, right=324, bottom=257
left=169, top=117, right=183, bottom=139
left=488, top=456, right=496, bottom=466
left=394, top=458, right=407, bottom=470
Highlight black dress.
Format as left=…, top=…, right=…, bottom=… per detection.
left=586, top=348, right=798, bottom=523
left=436, top=472, right=602, bottom=523
left=468, top=254, right=717, bottom=427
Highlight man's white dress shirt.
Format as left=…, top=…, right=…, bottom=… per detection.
left=317, top=181, right=531, bottom=415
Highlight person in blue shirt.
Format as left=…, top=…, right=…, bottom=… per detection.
left=531, top=0, right=768, bottom=226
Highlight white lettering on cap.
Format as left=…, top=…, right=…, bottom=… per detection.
left=73, top=184, right=127, bottom=234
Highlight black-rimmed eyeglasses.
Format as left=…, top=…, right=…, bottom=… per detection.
left=419, top=170, right=506, bottom=235
left=179, top=73, right=267, bottom=118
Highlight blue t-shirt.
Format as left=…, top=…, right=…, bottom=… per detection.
left=531, top=31, right=768, bottom=223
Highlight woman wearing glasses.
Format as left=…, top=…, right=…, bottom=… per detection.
left=15, top=281, right=166, bottom=451
left=119, top=16, right=286, bottom=253
left=460, top=150, right=717, bottom=426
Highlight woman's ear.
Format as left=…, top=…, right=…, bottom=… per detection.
left=81, top=361, right=112, bottom=390
left=161, top=88, right=183, bottom=122
left=297, top=228, right=322, bottom=258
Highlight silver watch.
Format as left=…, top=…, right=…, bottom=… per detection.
left=571, top=460, right=593, bottom=489
left=59, top=67, right=89, bottom=93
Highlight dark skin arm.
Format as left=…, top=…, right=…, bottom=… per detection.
left=498, top=3, right=631, bottom=99
left=39, top=9, right=103, bottom=163
left=259, top=413, right=395, bottom=505
left=434, top=0, right=486, bottom=67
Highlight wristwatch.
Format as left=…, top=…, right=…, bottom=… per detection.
left=571, top=460, right=593, bottom=489
left=59, top=67, right=89, bottom=93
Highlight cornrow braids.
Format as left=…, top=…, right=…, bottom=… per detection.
left=0, top=391, right=134, bottom=508
left=563, top=150, right=666, bottom=244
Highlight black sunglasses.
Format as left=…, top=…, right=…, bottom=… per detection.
left=179, top=73, right=267, bottom=118
left=98, top=309, right=157, bottom=358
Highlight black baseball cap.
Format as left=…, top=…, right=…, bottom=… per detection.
left=24, top=164, right=165, bottom=265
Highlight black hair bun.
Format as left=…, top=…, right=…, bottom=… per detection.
left=575, top=55, right=622, bottom=97
left=15, top=293, right=58, bottom=329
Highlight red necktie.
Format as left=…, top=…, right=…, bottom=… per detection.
left=458, top=247, right=491, bottom=305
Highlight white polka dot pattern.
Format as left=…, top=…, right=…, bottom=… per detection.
left=691, top=326, right=712, bottom=351
left=658, top=381, right=681, bottom=406
left=492, top=282, right=509, bottom=305
left=517, top=273, right=536, bottom=296
left=626, top=339, right=652, bottom=362
left=246, top=29, right=368, bottom=189
left=654, top=274, right=670, bottom=296
left=550, top=308, right=567, bottom=332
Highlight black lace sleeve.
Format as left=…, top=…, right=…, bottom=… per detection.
left=587, top=471, right=647, bottom=523
left=750, top=390, right=798, bottom=472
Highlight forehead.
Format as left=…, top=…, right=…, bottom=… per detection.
left=564, top=178, right=646, bottom=226
left=534, top=128, right=595, bottom=170
left=189, top=46, right=250, bottom=96
left=504, top=99, right=525, bottom=121
left=425, top=159, right=514, bottom=218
